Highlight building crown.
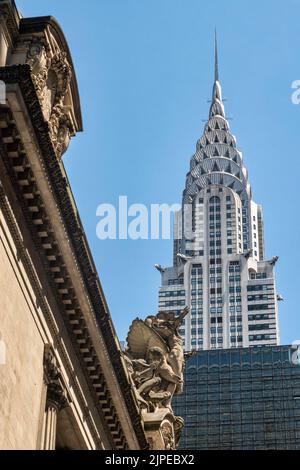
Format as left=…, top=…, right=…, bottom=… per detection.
left=183, top=34, right=252, bottom=205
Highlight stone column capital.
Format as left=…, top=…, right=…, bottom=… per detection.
left=47, top=382, right=69, bottom=412
left=43, top=346, right=69, bottom=412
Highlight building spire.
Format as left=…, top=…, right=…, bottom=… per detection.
left=210, top=30, right=224, bottom=117
left=214, top=29, right=219, bottom=82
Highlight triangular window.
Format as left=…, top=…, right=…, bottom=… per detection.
left=226, top=163, right=231, bottom=173
left=212, top=162, right=220, bottom=172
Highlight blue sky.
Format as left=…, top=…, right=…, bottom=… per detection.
left=18, top=0, right=300, bottom=343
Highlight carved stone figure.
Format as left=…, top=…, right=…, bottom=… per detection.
left=125, top=307, right=188, bottom=448
left=145, top=307, right=188, bottom=396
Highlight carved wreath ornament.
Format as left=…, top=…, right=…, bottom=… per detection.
left=26, top=39, right=73, bottom=158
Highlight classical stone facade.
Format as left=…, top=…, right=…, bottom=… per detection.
left=0, top=0, right=149, bottom=450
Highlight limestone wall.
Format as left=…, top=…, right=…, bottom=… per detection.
left=0, top=208, right=44, bottom=450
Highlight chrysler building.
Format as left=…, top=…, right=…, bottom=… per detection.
left=158, top=38, right=280, bottom=351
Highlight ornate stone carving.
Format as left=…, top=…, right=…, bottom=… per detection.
left=44, top=347, right=60, bottom=383
left=48, top=103, right=72, bottom=157
left=27, top=39, right=50, bottom=90
left=125, top=307, right=188, bottom=412
left=50, top=51, right=72, bottom=102
left=47, top=382, right=69, bottom=412
left=161, top=421, right=175, bottom=450
left=25, top=40, right=73, bottom=158
left=125, top=307, right=188, bottom=449
left=173, top=416, right=185, bottom=448
left=142, top=409, right=184, bottom=451
left=44, top=347, right=68, bottom=412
